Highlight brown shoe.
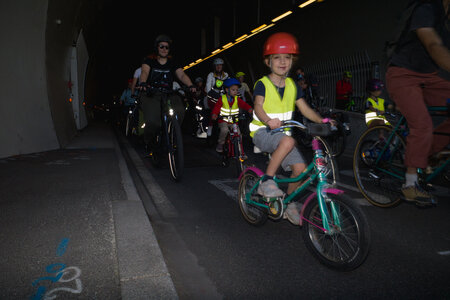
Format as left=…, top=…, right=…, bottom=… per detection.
left=401, top=183, right=436, bottom=206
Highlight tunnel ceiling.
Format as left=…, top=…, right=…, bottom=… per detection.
left=84, top=0, right=297, bottom=97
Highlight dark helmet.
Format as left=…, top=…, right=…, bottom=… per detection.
left=223, top=78, right=241, bottom=88
left=366, top=78, right=385, bottom=92
left=154, top=34, right=172, bottom=49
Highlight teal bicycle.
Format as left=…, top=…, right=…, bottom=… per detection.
left=238, top=120, right=371, bottom=270
left=353, top=106, right=449, bottom=207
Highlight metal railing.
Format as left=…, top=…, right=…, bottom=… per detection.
left=303, top=51, right=374, bottom=113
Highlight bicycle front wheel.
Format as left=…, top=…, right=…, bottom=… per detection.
left=233, top=138, right=245, bottom=176
left=316, top=136, right=339, bottom=185
left=168, top=118, right=184, bottom=181
left=302, top=193, right=370, bottom=271
left=353, top=126, right=406, bottom=207
left=238, top=169, right=267, bottom=226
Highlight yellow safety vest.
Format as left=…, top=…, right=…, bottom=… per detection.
left=365, top=97, right=390, bottom=126
left=220, top=95, right=239, bottom=117
left=249, top=76, right=297, bottom=137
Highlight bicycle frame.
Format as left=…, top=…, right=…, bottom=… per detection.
left=243, top=137, right=342, bottom=233
left=371, top=106, right=449, bottom=183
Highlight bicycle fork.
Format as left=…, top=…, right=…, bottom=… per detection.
left=311, top=138, right=342, bottom=233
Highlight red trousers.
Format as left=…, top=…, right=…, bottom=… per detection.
left=386, top=66, right=450, bottom=169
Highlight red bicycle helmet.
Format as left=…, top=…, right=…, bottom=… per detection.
left=263, top=32, right=299, bottom=56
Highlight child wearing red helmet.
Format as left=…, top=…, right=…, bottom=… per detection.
left=250, top=32, right=334, bottom=225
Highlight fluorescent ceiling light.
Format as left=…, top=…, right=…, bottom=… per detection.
left=251, top=24, right=267, bottom=33
left=195, top=59, right=202, bottom=63
left=257, top=23, right=275, bottom=33
left=299, top=0, right=316, bottom=8
left=235, top=34, right=248, bottom=42
left=271, top=11, right=292, bottom=22
left=222, top=42, right=234, bottom=49
left=211, top=49, right=222, bottom=54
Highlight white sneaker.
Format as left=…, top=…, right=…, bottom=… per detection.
left=207, top=126, right=213, bottom=136
left=216, top=144, right=224, bottom=153
left=257, top=179, right=284, bottom=198
left=196, top=129, right=207, bottom=138
left=283, top=202, right=302, bottom=226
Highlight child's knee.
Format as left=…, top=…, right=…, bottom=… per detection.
left=291, top=163, right=306, bottom=176
left=280, top=136, right=295, bottom=150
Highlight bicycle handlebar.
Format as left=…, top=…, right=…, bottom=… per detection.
left=271, top=120, right=336, bottom=137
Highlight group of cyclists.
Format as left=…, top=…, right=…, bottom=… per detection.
left=116, top=0, right=449, bottom=211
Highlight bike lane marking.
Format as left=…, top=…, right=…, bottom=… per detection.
left=31, top=238, right=83, bottom=300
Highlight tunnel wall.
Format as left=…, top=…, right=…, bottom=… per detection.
left=0, top=1, right=60, bottom=158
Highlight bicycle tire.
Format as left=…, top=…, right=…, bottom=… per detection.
left=238, top=170, right=267, bottom=226
left=233, top=138, right=245, bottom=176
left=316, top=136, right=340, bottom=185
left=353, top=126, right=405, bottom=207
left=168, top=118, right=184, bottom=181
left=222, top=138, right=229, bottom=168
left=125, top=115, right=131, bottom=136
left=302, top=193, right=370, bottom=271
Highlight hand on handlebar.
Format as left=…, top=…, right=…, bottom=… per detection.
left=267, top=118, right=282, bottom=130
left=136, top=82, right=148, bottom=91
left=322, top=118, right=338, bottom=131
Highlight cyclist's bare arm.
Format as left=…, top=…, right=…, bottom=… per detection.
left=139, top=64, right=150, bottom=86
left=131, top=77, right=138, bottom=94
left=175, top=68, right=195, bottom=92
left=253, top=95, right=281, bottom=129
left=296, top=98, right=324, bottom=124
left=416, top=27, right=450, bottom=72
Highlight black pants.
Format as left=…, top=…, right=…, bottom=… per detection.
left=141, top=92, right=185, bottom=145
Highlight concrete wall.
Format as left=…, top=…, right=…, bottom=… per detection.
left=0, top=1, right=59, bottom=158
left=0, top=1, right=98, bottom=158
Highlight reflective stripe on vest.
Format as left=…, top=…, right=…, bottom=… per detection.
left=365, top=97, right=390, bottom=125
left=220, top=94, right=239, bottom=117
left=249, top=76, right=296, bottom=137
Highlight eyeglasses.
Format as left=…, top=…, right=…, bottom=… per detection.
left=159, top=45, right=169, bottom=50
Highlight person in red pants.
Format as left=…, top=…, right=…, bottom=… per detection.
left=386, top=0, right=450, bottom=206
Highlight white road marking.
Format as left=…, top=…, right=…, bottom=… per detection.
left=208, top=179, right=239, bottom=202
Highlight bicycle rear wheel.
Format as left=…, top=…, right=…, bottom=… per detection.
left=302, top=193, right=370, bottom=271
left=168, top=118, right=184, bottom=181
left=353, top=126, right=406, bottom=207
left=238, top=170, right=267, bottom=226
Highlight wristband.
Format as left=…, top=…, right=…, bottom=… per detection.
left=265, top=118, right=271, bottom=124
left=322, top=118, right=330, bottom=124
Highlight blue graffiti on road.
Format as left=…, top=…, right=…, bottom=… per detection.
left=31, top=238, right=83, bottom=300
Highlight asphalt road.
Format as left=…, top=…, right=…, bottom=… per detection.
left=122, top=130, right=450, bottom=299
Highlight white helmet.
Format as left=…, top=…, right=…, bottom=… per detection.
left=213, top=58, right=224, bottom=65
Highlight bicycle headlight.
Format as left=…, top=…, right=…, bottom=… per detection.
left=141, top=123, right=146, bottom=129
left=169, top=109, right=174, bottom=116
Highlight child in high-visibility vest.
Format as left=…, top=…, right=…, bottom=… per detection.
left=365, top=79, right=392, bottom=128
left=211, top=78, right=253, bottom=154
left=250, top=32, right=335, bottom=225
